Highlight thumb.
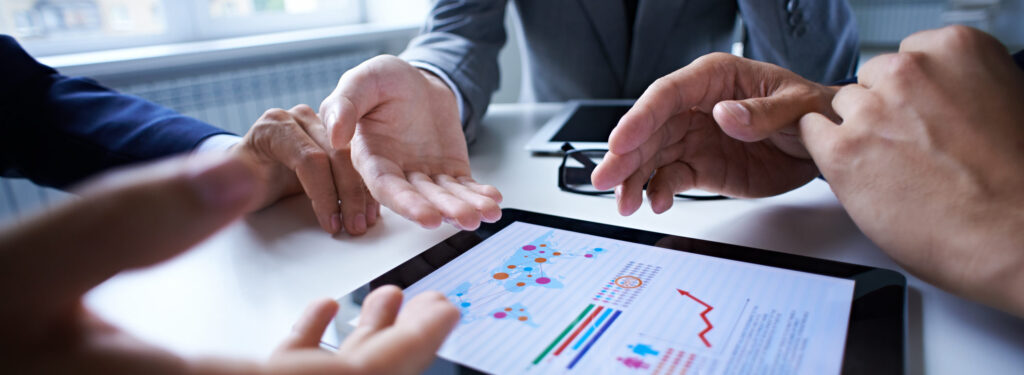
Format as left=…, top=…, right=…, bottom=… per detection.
left=320, top=60, right=383, bottom=150
left=0, top=153, right=259, bottom=313
left=713, top=84, right=831, bottom=142
left=273, top=298, right=340, bottom=354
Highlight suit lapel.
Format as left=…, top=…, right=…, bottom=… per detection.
left=626, top=0, right=688, bottom=94
left=576, top=0, right=628, bottom=87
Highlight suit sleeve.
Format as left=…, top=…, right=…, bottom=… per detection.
left=0, top=35, right=232, bottom=189
left=398, top=0, right=509, bottom=143
left=738, top=0, right=859, bottom=84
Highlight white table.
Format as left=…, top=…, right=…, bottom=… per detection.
left=87, top=103, right=1024, bottom=374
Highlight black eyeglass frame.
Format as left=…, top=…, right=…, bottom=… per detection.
left=557, top=143, right=728, bottom=201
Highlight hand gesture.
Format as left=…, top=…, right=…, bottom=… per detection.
left=233, top=104, right=378, bottom=235
left=591, top=53, right=837, bottom=215
left=798, top=26, right=1024, bottom=317
left=319, top=56, right=502, bottom=231
left=0, top=154, right=460, bottom=374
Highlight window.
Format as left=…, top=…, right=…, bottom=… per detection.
left=0, top=0, right=167, bottom=40
left=0, top=0, right=428, bottom=57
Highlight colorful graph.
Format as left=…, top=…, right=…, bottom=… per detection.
left=594, top=262, right=661, bottom=308
left=446, top=230, right=608, bottom=325
left=400, top=222, right=857, bottom=375
left=532, top=303, right=623, bottom=370
left=677, top=289, right=714, bottom=348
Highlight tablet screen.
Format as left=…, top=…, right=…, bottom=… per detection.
left=548, top=104, right=631, bottom=142
left=401, top=221, right=855, bottom=375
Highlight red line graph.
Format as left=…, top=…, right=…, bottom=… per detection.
left=677, top=289, right=713, bottom=347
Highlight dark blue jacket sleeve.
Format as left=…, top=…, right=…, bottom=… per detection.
left=0, top=35, right=231, bottom=189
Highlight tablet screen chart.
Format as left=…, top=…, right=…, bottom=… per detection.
left=403, top=222, right=855, bottom=375
left=595, top=261, right=661, bottom=308
left=445, top=229, right=610, bottom=326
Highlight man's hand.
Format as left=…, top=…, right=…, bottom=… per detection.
left=319, top=55, right=502, bottom=231
left=261, top=286, right=459, bottom=375
left=233, top=104, right=378, bottom=235
left=0, top=154, right=460, bottom=374
left=799, top=26, right=1024, bottom=317
left=591, top=53, right=837, bottom=215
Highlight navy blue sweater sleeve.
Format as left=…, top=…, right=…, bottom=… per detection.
left=0, top=35, right=231, bottom=189
left=1014, top=50, right=1024, bottom=71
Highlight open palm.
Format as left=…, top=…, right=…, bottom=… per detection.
left=592, top=53, right=836, bottom=215
left=320, top=56, right=501, bottom=230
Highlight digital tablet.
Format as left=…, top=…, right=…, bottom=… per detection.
left=321, top=209, right=906, bottom=375
left=525, top=100, right=634, bottom=154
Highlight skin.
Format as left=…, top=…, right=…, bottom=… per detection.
left=0, top=154, right=460, bottom=374
left=800, top=26, right=1024, bottom=317
left=590, top=52, right=839, bottom=216
left=594, top=25, right=1024, bottom=317
left=318, top=55, right=502, bottom=231
left=233, top=104, right=379, bottom=236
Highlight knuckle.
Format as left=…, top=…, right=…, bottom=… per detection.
left=290, top=104, right=316, bottom=116
left=249, top=119, right=273, bottom=134
left=261, top=108, right=290, bottom=122
left=889, top=52, right=926, bottom=76
left=300, top=149, right=330, bottom=168
left=936, top=25, right=985, bottom=50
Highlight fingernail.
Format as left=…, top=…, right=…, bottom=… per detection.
left=354, top=214, right=367, bottom=233
left=719, top=102, right=751, bottom=126
left=188, top=156, right=256, bottom=210
left=331, top=214, right=341, bottom=233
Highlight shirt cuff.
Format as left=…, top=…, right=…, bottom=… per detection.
left=408, top=61, right=468, bottom=125
left=194, top=134, right=242, bottom=153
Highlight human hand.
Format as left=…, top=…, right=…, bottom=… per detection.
left=799, top=26, right=1024, bottom=317
left=233, top=104, right=379, bottom=235
left=260, top=286, right=459, bottom=375
left=591, top=53, right=837, bottom=215
left=319, top=55, right=502, bottom=231
left=0, top=154, right=460, bottom=374
left=0, top=153, right=259, bottom=373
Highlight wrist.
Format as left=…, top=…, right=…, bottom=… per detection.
left=418, top=68, right=457, bottom=102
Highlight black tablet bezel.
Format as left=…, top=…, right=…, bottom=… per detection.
left=331, top=208, right=906, bottom=375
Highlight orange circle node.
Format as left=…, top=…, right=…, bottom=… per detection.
left=540, top=244, right=546, bottom=247
left=507, top=265, right=516, bottom=269
left=516, top=282, right=526, bottom=286
left=527, top=274, right=533, bottom=277
left=535, top=258, right=547, bottom=263
left=518, top=316, right=528, bottom=321
left=504, top=307, right=513, bottom=311
left=553, top=252, right=561, bottom=256
left=493, top=272, right=509, bottom=280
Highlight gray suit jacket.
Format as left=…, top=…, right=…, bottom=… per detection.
left=400, top=0, right=859, bottom=141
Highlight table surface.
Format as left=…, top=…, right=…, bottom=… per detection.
left=87, top=103, right=1024, bottom=374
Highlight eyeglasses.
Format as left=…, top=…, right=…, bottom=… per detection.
left=558, top=143, right=728, bottom=200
